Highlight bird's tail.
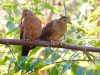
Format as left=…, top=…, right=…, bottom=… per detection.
left=22, top=46, right=30, bottom=56
left=22, top=46, right=36, bottom=56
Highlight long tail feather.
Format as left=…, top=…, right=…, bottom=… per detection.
left=22, top=46, right=30, bottom=56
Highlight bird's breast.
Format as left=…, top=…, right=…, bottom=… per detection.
left=46, top=25, right=67, bottom=41
left=22, top=17, right=42, bottom=40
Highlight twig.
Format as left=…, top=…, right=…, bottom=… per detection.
left=63, top=0, right=67, bottom=16
left=83, top=48, right=100, bottom=71
left=51, top=55, right=61, bottom=75
left=7, top=62, right=11, bottom=75
left=30, top=59, right=95, bottom=73
left=83, top=48, right=96, bottom=64
left=56, top=59, right=92, bottom=62
left=7, top=44, right=22, bottom=69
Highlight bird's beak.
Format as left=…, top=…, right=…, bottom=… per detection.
left=68, top=21, right=72, bottom=25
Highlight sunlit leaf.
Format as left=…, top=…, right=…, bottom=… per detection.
left=34, top=0, right=40, bottom=4
left=35, top=9, right=44, bottom=15
left=77, top=27, right=88, bottom=34
left=71, top=64, right=78, bottom=75
left=39, top=64, right=54, bottom=71
left=5, top=27, right=19, bottom=35
left=0, top=56, right=10, bottom=64
left=29, top=46, right=41, bottom=56
left=43, top=3, right=58, bottom=13
left=89, top=64, right=100, bottom=69
left=3, top=3, right=18, bottom=8
left=89, top=6, right=100, bottom=21
left=50, top=66, right=58, bottom=75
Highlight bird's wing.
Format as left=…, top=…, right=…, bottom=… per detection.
left=39, top=20, right=56, bottom=40
left=20, top=21, right=24, bottom=39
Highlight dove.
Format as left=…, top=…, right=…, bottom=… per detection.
left=20, top=9, right=42, bottom=56
left=39, top=16, right=72, bottom=44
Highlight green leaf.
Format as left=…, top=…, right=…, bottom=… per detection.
left=5, top=27, right=19, bottom=35
left=66, top=29, right=76, bottom=35
left=9, top=57, right=16, bottom=62
left=98, top=71, right=100, bottom=75
left=66, top=38, right=73, bottom=44
left=86, top=69, right=94, bottom=75
left=6, top=21, right=15, bottom=30
left=50, top=66, right=58, bottom=75
left=71, top=64, right=78, bottom=75
left=61, top=62, right=72, bottom=74
left=34, top=0, right=40, bottom=4
left=39, top=64, right=54, bottom=71
left=35, top=9, right=44, bottom=16
left=44, top=58, right=52, bottom=65
left=43, top=3, right=58, bottom=13
left=52, top=52, right=59, bottom=62
left=29, top=46, right=41, bottom=56
left=75, top=66, right=86, bottom=75
left=27, top=58, right=42, bottom=72
left=3, top=3, right=18, bottom=8
left=0, top=56, right=10, bottom=64
left=43, top=47, right=51, bottom=61
left=27, top=60, right=37, bottom=71
left=15, top=56, right=27, bottom=72
left=77, top=27, right=88, bottom=34
left=89, top=6, right=100, bottom=21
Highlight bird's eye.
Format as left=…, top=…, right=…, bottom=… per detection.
left=64, top=20, right=66, bottom=21
left=24, top=13, right=26, bottom=16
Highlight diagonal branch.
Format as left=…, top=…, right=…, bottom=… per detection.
left=0, top=38, right=100, bottom=52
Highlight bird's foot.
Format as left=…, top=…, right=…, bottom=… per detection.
left=59, top=41, right=64, bottom=46
left=50, top=40, right=56, bottom=45
left=55, top=41, right=64, bottom=46
left=23, top=38, right=31, bottom=41
left=32, top=40, right=38, bottom=43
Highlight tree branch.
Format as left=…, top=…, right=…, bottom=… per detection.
left=0, top=38, right=100, bottom=52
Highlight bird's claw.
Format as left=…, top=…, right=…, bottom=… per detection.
left=50, top=40, right=56, bottom=45
left=32, top=40, right=38, bottom=43
left=49, top=40, right=65, bottom=46
left=23, top=38, right=30, bottom=41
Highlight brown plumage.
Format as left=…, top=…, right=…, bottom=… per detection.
left=20, top=9, right=42, bottom=56
left=39, top=16, right=72, bottom=43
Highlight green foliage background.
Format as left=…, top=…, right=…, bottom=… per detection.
left=0, top=0, right=100, bottom=75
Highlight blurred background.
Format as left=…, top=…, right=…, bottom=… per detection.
left=0, top=0, right=100, bottom=75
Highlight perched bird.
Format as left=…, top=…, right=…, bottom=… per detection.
left=20, top=9, right=42, bottom=56
left=39, top=16, right=72, bottom=44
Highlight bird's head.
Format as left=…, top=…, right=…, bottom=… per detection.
left=21, top=9, right=34, bottom=20
left=59, top=16, right=72, bottom=24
